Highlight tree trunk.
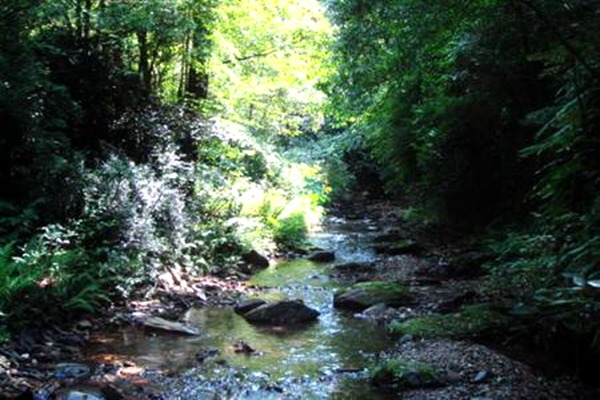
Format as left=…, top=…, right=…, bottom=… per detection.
left=137, top=31, right=151, bottom=91
left=186, top=66, right=209, bottom=99
left=83, top=0, right=92, bottom=40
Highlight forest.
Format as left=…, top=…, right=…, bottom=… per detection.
left=1, top=0, right=600, bottom=398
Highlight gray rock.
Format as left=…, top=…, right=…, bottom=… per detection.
left=196, top=348, right=219, bottom=363
left=398, top=334, right=414, bottom=345
left=307, top=251, right=335, bottom=263
left=362, top=303, right=389, bottom=316
left=473, top=370, right=492, bottom=383
left=332, top=262, right=374, bottom=273
left=234, top=299, right=267, bottom=315
left=359, top=303, right=400, bottom=323
left=242, top=250, right=270, bottom=270
left=142, top=316, right=200, bottom=336
left=243, top=300, right=319, bottom=325
left=334, top=281, right=412, bottom=311
left=76, top=320, right=93, bottom=330
left=54, top=388, right=105, bottom=400
left=54, top=363, right=91, bottom=379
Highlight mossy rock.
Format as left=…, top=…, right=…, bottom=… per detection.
left=334, top=281, right=412, bottom=311
left=374, top=240, right=424, bottom=256
left=243, top=299, right=320, bottom=325
left=370, top=358, right=441, bottom=390
left=388, top=305, right=507, bottom=339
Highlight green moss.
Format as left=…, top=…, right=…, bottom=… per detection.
left=370, top=358, right=439, bottom=389
left=336, top=281, right=411, bottom=308
left=388, top=305, right=507, bottom=339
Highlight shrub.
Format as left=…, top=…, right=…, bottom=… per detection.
left=273, top=212, right=308, bottom=248
left=370, top=358, right=439, bottom=390
left=0, top=226, right=110, bottom=331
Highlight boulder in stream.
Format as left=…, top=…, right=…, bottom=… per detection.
left=242, top=250, right=270, bottom=270
left=358, top=303, right=400, bottom=323
left=242, top=300, right=319, bottom=325
left=307, top=251, right=335, bottom=263
left=334, top=281, right=412, bottom=311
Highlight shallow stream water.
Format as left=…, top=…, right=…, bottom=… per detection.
left=88, top=217, right=395, bottom=398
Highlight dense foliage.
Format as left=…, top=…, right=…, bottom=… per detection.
left=0, top=0, right=332, bottom=333
left=3, top=0, right=600, bottom=380
left=327, top=0, right=600, bottom=371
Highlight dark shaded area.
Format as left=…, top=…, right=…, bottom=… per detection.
left=328, top=0, right=600, bottom=385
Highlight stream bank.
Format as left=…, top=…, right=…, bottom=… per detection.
left=2, top=199, right=597, bottom=399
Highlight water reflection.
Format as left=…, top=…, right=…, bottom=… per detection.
left=87, top=217, right=393, bottom=397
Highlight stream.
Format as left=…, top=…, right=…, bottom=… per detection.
left=87, top=216, right=396, bottom=399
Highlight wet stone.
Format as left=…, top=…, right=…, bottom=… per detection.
left=334, top=281, right=413, bottom=311
left=307, top=251, right=335, bottom=263
left=196, top=348, right=220, bottom=363
left=332, top=262, right=375, bottom=273
left=141, top=316, right=200, bottom=336
left=242, top=300, right=320, bottom=325
left=398, top=334, right=414, bottom=345
left=233, top=340, right=258, bottom=355
left=76, top=320, right=93, bottom=330
left=358, top=303, right=400, bottom=324
left=242, top=250, right=270, bottom=270
left=234, top=299, right=267, bottom=315
left=53, top=388, right=105, bottom=400
left=54, top=362, right=91, bottom=379
left=473, top=370, right=492, bottom=383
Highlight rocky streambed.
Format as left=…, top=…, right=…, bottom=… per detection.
left=82, top=214, right=397, bottom=399
left=4, top=201, right=596, bottom=399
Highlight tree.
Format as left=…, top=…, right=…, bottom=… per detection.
left=208, top=0, right=334, bottom=136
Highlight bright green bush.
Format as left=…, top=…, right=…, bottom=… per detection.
left=273, top=212, right=308, bottom=248
left=235, top=155, right=326, bottom=251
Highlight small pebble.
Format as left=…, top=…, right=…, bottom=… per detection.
left=473, top=370, right=492, bottom=383
left=398, top=334, right=414, bottom=344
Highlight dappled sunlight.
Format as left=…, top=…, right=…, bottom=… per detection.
left=2, top=0, right=600, bottom=398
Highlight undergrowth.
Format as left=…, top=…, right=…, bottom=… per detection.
left=388, top=305, right=508, bottom=339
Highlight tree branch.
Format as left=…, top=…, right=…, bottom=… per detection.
left=222, top=38, right=305, bottom=65
left=0, top=0, right=44, bottom=24
left=514, top=0, right=600, bottom=80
